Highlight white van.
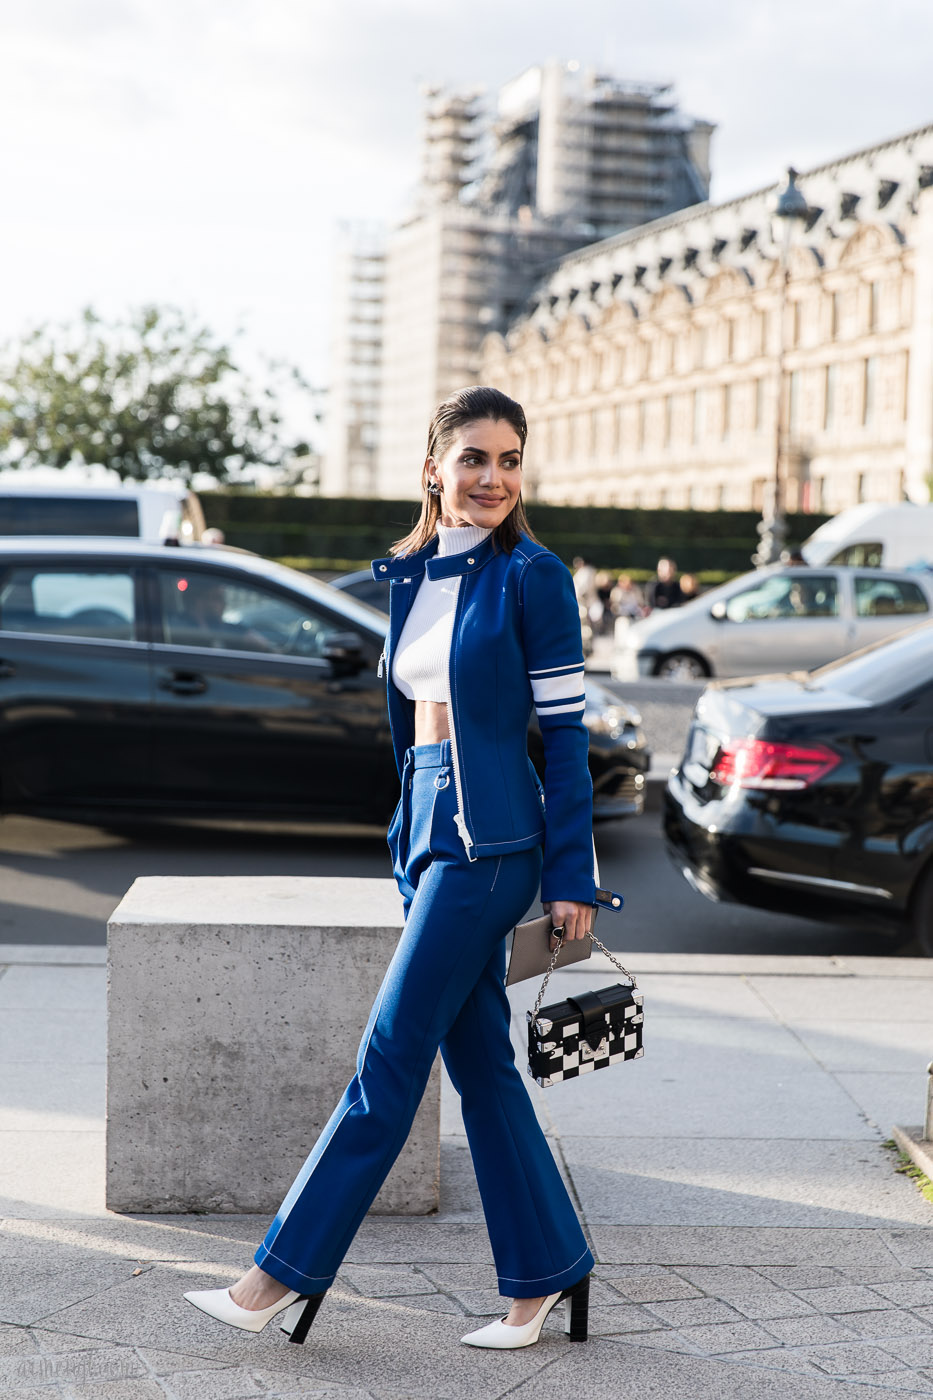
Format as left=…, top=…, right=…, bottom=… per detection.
left=801, top=502, right=933, bottom=570
left=0, top=480, right=205, bottom=543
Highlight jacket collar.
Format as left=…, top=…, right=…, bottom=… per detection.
left=371, top=533, right=498, bottom=582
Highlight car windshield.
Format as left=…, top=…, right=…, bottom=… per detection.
left=806, top=620, right=933, bottom=702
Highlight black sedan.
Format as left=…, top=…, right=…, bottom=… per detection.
left=0, top=538, right=648, bottom=827
left=663, top=621, right=933, bottom=953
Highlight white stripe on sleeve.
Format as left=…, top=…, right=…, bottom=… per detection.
left=530, top=670, right=585, bottom=703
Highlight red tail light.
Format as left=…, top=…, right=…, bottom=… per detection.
left=709, top=739, right=841, bottom=790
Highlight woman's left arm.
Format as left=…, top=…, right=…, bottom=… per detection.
left=520, top=550, right=596, bottom=909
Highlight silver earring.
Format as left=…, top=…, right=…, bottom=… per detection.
left=427, top=481, right=441, bottom=495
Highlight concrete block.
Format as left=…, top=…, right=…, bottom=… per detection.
left=106, top=877, right=439, bottom=1215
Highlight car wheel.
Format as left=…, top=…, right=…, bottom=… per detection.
left=911, top=861, right=933, bottom=958
left=655, top=651, right=710, bottom=682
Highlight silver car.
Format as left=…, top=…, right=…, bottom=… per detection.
left=612, top=564, right=933, bottom=681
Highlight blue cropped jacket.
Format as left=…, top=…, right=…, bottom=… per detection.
left=372, top=532, right=616, bottom=909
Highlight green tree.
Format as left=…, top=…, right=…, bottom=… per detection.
left=0, top=305, right=312, bottom=483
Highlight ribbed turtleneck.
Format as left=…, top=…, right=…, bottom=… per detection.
left=391, top=523, right=492, bottom=703
left=434, top=522, right=492, bottom=557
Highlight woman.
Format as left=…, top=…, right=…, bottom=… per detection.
left=185, top=386, right=617, bottom=1350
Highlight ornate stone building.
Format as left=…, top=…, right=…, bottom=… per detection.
left=481, top=124, right=933, bottom=511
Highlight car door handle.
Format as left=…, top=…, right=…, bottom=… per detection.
left=159, top=671, right=207, bottom=696
left=0, top=660, right=15, bottom=679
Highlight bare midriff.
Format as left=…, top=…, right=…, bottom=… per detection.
left=414, top=699, right=450, bottom=745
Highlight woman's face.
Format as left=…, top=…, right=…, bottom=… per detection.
left=427, top=418, right=522, bottom=531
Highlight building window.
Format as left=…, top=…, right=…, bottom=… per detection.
left=637, top=400, right=647, bottom=452
left=868, top=280, right=879, bottom=334
left=663, top=395, right=673, bottom=447
left=588, top=409, right=599, bottom=455
left=612, top=402, right=623, bottom=453
left=753, top=378, right=764, bottom=432
left=831, top=291, right=842, bottom=340
left=721, top=384, right=731, bottom=440
left=857, top=471, right=868, bottom=502
left=862, top=357, right=877, bottom=426
left=823, top=364, right=837, bottom=430
left=788, top=370, right=801, bottom=436
left=692, top=389, right=702, bottom=445
left=792, top=301, right=802, bottom=347
left=726, top=319, right=735, bottom=362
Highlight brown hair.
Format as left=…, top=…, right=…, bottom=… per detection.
left=391, top=385, right=539, bottom=557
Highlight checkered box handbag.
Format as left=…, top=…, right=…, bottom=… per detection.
left=526, top=934, right=643, bottom=1087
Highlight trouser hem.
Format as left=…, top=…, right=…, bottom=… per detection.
left=498, top=1246, right=594, bottom=1300
left=254, top=1243, right=334, bottom=1294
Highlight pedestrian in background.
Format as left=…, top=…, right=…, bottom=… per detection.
left=610, top=573, right=645, bottom=622
left=184, top=385, right=614, bottom=1352
left=647, top=556, right=684, bottom=611
left=678, top=572, right=701, bottom=605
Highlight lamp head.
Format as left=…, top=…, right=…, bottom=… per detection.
left=776, top=167, right=809, bottom=221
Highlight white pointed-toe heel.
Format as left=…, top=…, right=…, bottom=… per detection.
left=184, top=1285, right=325, bottom=1343
left=461, top=1274, right=589, bottom=1349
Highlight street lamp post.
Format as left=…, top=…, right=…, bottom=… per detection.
left=753, top=167, right=810, bottom=567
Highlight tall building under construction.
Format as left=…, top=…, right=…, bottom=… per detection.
left=324, top=61, right=714, bottom=498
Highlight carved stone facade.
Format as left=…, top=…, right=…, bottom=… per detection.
left=481, top=126, right=933, bottom=510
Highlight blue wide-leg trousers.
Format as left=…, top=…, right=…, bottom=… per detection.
left=255, top=741, right=594, bottom=1298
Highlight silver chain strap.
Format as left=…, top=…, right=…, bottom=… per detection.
left=530, top=928, right=637, bottom=1024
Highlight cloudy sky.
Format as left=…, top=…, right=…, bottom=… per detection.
left=1, top=0, right=931, bottom=437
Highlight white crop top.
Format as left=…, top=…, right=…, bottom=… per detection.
left=392, top=523, right=492, bottom=701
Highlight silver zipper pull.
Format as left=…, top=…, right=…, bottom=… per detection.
left=377, top=651, right=386, bottom=678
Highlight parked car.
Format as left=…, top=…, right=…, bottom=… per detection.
left=0, top=478, right=206, bottom=543
left=613, top=564, right=933, bottom=682
left=0, top=538, right=649, bottom=825
left=801, top=501, right=933, bottom=570
left=663, top=620, right=933, bottom=953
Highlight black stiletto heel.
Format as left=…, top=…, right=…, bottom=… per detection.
left=282, top=1291, right=326, bottom=1344
left=561, top=1273, right=589, bottom=1341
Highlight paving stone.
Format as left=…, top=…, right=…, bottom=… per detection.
left=340, top=1265, right=437, bottom=1298
left=728, top=1291, right=818, bottom=1320
left=0, top=1343, right=147, bottom=1391
left=151, top=1368, right=265, bottom=1399
left=510, top=1336, right=902, bottom=1399
left=413, top=1264, right=497, bottom=1292
left=883, top=1231, right=933, bottom=1267
left=831, top=1308, right=933, bottom=1339
left=724, top=1347, right=826, bottom=1375
left=794, top=1284, right=896, bottom=1313
left=841, top=1372, right=933, bottom=1394
left=807, top=1342, right=911, bottom=1374
left=880, top=1334, right=933, bottom=1367
left=644, top=1297, right=741, bottom=1328
left=250, top=1376, right=374, bottom=1399
left=591, top=1225, right=896, bottom=1267
left=762, top=1314, right=857, bottom=1345
left=674, top=1265, right=781, bottom=1296
left=438, top=1288, right=503, bottom=1317
left=835, top=1265, right=929, bottom=1285
left=606, top=1273, right=704, bottom=1303
left=675, top=1319, right=777, bottom=1353
left=134, top=1347, right=229, bottom=1374
left=585, top=1305, right=664, bottom=1335
left=754, top=1266, right=845, bottom=1289
left=67, top=1381, right=167, bottom=1399
left=0, top=1324, right=40, bottom=1357
left=873, top=1279, right=933, bottom=1307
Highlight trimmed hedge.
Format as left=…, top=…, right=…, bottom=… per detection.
left=199, top=492, right=830, bottom=575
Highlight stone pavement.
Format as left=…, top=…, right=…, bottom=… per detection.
left=2, top=941, right=933, bottom=1398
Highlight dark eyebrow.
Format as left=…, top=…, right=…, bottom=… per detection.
left=460, top=445, right=522, bottom=459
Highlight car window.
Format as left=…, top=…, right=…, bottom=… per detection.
left=724, top=574, right=839, bottom=622
left=854, top=575, right=929, bottom=617
left=828, top=542, right=883, bottom=567
left=0, top=567, right=136, bottom=640
left=809, top=622, right=933, bottom=703
left=157, top=570, right=345, bottom=658
left=0, top=496, right=140, bottom=537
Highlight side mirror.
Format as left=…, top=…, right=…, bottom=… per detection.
left=322, top=631, right=365, bottom=673
left=710, top=601, right=729, bottom=622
